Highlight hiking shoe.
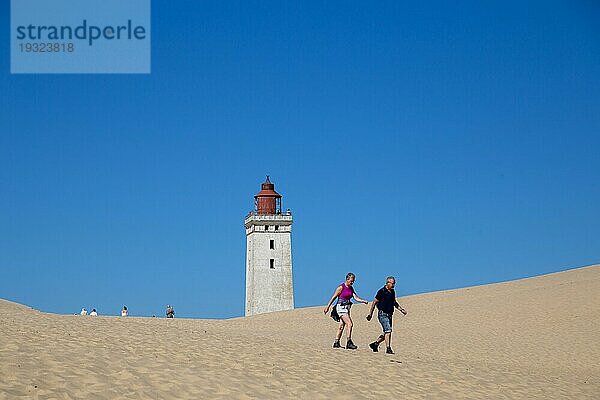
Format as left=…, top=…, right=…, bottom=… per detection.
left=386, top=347, right=394, bottom=354
left=369, top=342, right=379, bottom=352
left=332, top=341, right=341, bottom=348
left=346, top=339, right=358, bottom=350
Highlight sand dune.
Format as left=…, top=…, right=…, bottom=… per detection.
left=1, top=265, right=599, bottom=399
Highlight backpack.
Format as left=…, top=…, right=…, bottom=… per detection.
left=330, top=305, right=340, bottom=322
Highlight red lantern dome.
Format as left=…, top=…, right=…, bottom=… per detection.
left=254, top=176, right=282, bottom=215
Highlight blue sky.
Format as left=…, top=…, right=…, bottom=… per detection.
left=1, top=1, right=599, bottom=318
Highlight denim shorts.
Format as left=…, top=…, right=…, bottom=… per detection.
left=378, top=310, right=393, bottom=333
left=336, top=302, right=351, bottom=315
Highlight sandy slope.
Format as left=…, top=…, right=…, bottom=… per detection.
left=1, top=265, right=599, bottom=399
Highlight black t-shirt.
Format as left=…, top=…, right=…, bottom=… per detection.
left=375, top=287, right=397, bottom=315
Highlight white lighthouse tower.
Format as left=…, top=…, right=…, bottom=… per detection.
left=244, top=176, right=294, bottom=316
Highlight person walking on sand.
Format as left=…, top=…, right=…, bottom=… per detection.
left=89, top=308, right=98, bottom=316
left=366, top=276, right=407, bottom=354
left=166, top=304, right=174, bottom=318
left=80, top=307, right=87, bottom=316
left=323, top=272, right=369, bottom=350
left=121, top=306, right=128, bottom=317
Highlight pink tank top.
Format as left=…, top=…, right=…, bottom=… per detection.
left=338, top=283, right=354, bottom=301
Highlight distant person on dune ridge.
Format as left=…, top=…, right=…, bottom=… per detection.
left=323, top=272, right=368, bottom=350
left=366, top=276, right=407, bottom=355
left=89, top=309, right=98, bottom=316
left=80, top=308, right=87, bottom=316
left=121, top=306, right=128, bottom=317
left=166, top=304, right=174, bottom=318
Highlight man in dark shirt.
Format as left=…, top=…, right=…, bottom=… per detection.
left=366, top=276, right=407, bottom=354
left=166, top=304, right=175, bottom=318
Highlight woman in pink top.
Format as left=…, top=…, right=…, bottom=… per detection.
left=323, top=272, right=368, bottom=349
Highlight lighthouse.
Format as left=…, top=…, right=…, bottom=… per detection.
left=244, top=176, right=294, bottom=316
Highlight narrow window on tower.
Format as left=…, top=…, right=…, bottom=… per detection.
left=274, top=225, right=278, bottom=231
left=270, top=259, right=275, bottom=269
left=269, top=240, right=274, bottom=249
left=265, top=225, right=269, bottom=231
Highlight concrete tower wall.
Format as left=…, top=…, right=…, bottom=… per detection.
left=245, top=214, right=293, bottom=316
